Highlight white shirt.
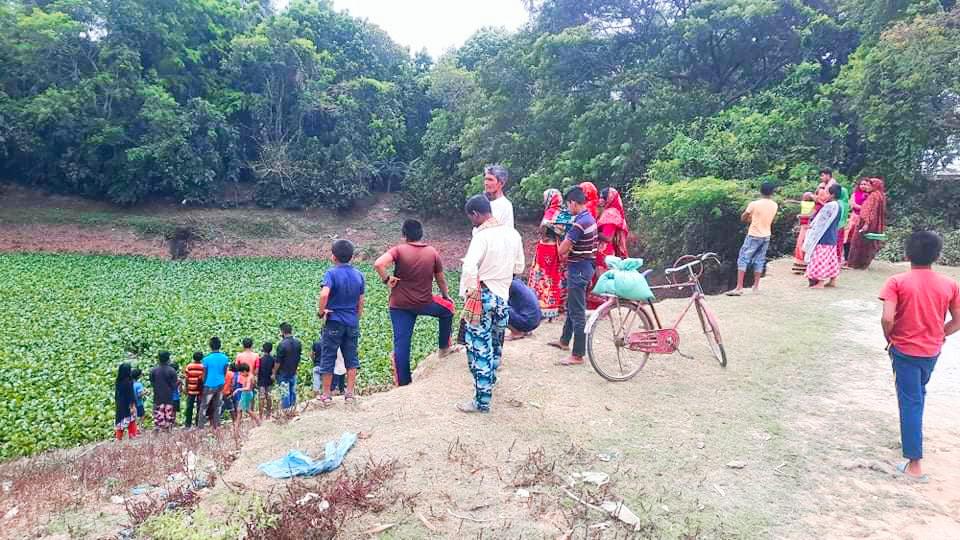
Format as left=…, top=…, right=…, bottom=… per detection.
left=459, top=222, right=525, bottom=300
left=490, top=196, right=514, bottom=229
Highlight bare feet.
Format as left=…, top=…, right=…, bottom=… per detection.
left=896, top=460, right=929, bottom=482
left=825, top=278, right=837, bottom=288
left=504, top=329, right=529, bottom=341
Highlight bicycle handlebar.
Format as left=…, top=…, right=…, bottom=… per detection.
left=664, top=252, right=721, bottom=275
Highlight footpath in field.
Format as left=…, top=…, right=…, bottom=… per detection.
left=192, top=259, right=960, bottom=538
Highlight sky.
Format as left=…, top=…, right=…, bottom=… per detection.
left=328, top=0, right=529, bottom=58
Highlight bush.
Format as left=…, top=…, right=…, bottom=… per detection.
left=631, top=177, right=798, bottom=287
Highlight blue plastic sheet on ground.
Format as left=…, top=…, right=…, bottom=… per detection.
left=257, top=432, right=358, bottom=479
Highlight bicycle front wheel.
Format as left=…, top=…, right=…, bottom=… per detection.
left=586, top=298, right=654, bottom=381
left=696, top=300, right=727, bottom=367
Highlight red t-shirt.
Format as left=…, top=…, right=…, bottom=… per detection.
left=388, top=243, right=443, bottom=309
left=879, top=269, right=960, bottom=357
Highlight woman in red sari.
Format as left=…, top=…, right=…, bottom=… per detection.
left=580, top=181, right=600, bottom=219
left=847, top=177, right=887, bottom=270
left=587, top=187, right=630, bottom=308
left=792, top=192, right=816, bottom=274
left=527, top=189, right=570, bottom=320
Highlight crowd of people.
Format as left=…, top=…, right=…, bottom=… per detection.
left=111, top=163, right=960, bottom=486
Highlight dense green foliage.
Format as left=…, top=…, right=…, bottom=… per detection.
left=0, top=0, right=426, bottom=206
left=2, top=0, right=958, bottom=242
left=0, top=254, right=451, bottom=459
left=400, top=0, right=960, bottom=264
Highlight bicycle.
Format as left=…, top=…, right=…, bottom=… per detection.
left=585, top=252, right=727, bottom=381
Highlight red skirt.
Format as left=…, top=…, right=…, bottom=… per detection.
left=528, top=241, right=566, bottom=319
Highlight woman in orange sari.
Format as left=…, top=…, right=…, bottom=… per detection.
left=580, top=181, right=600, bottom=219
left=527, top=189, right=570, bottom=320
left=847, top=177, right=887, bottom=270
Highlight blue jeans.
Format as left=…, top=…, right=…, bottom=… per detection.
left=561, top=260, right=594, bottom=356
left=389, top=301, right=453, bottom=386
left=737, top=235, right=770, bottom=272
left=277, top=374, right=297, bottom=409
left=891, top=347, right=938, bottom=460
left=464, top=289, right=509, bottom=411
left=319, top=321, right=360, bottom=372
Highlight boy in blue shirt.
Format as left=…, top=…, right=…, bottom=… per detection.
left=198, top=336, right=229, bottom=428
left=132, top=368, right=146, bottom=419
left=316, top=240, right=365, bottom=405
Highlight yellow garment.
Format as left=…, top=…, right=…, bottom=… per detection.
left=745, top=198, right=779, bottom=238
left=800, top=200, right=815, bottom=216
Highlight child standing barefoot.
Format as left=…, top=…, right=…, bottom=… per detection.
left=880, top=231, right=960, bottom=481
left=115, top=363, right=138, bottom=440
left=256, top=342, right=275, bottom=419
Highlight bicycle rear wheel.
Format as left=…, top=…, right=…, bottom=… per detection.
left=695, top=300, right=727, bottom=367
left=586, top=298, right=654, bottom=381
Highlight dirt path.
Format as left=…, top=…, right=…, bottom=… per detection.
left=188, top=259, right=960, bottom=538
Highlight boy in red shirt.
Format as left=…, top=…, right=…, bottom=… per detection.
left=879, top=231, right=960, bottom=481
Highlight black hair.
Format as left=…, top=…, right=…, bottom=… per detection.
left=229, top=363, right=238, bottom=372
left=760, top=182, right=775, bottom=196
left=116, top=362, right=133, bottom=386
left=464, top=194, right=492, bottom=216
left=209, top=336, right=221, bottom=351
left=819, top=167, right=832, bottom=176
left=906, top=231, right=942, bottom=266
left=279, top=322, right=292, bottom=335
left=402, top=219, right=424, bottom=242
left=238, top=363, right=250, bottom=373
left=158, top=351, right=171, bottom=364
left=262, top=341, right=273, bottom=354
left=332, top=239, right=354, bottom=263
left=600, top=187, right=610, bottom=200
left=192, top=351, right=203, bottom=362
left=242, top=337, right=253, bottom=348
left=828, top=183, right=842, bottom=199
left=565, top=186, right=586, bottom=204
left=131, top=368, right=142, bottom=380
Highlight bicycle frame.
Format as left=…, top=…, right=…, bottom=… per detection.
left=646, top=264, right=705, bottom=332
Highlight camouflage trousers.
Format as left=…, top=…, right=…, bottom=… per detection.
left=464, top=288, right=509, bottom=411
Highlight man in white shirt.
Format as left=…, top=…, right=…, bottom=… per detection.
left=484, top=164, right=514, bottom=230
left=458, top=195, right=524, bottom=413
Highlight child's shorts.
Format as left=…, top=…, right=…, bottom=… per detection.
left=239, top=390, right=254, bottom=411
left=319, top=321, right=360, bottom=373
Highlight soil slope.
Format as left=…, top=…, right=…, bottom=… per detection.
left=197, top=259, right=960, bottom=539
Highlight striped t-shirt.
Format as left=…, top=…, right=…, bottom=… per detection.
left=566, top=210, right=598, bottom=262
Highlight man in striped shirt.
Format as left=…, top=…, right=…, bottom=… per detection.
left=549, top=186, right=598, bottom=365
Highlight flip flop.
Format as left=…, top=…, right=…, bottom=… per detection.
left=556, top=357, right=585, bottom=366
left=725, top=290, right=743, bottom=297
left=895, top=462, right=929, bottom=483
left=547, top=341, right=569, bottom=351
left=504, top=334, right=527, bottom=342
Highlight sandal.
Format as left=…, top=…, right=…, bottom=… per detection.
left=895, top=462, right=929, bottom=483
left=504, top=333, right=527, bottom=342
left=344, top=392, right=356, bottom=404
left=317, top=394, right=333, bottom=407
left=557, top=356, right=585, bottom=366
left=547, top=341, right=569, bottom=351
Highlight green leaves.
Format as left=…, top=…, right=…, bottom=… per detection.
left=0, top=254, right=453, bottom=460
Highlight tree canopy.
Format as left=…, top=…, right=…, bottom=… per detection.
left=1, top=0, right=958, bottom=237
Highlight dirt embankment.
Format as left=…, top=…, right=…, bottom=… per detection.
left=190, top=259, right=960, bottom=538
left=0, top=186, right=542, bottom=268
